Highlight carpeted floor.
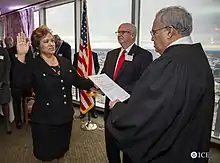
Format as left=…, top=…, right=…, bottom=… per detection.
left=0, top=110, right=107, bottom=163
left=0, top=109, right=220, bottom=163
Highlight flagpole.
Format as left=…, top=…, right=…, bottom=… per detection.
left=81, top=109, right=97, bottom=131
left=80, top=0, right=97, bottom=131
left=88, top=110, right=91, bottom=122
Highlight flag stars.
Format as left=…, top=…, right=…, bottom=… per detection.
left=80, top=1, right=90, bottom=48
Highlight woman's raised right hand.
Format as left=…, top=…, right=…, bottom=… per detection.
left=16, top=32, right=30, bottom=62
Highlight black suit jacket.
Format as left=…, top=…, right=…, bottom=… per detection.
left=101, top=44, right=153, bottom=120
left=13, top=55, right=94, bottom=124
left=73, top=51, right=100, bottom=74
left=55, top=41, right=72, bottom=61
left=0, top=47, right=11, bottom=104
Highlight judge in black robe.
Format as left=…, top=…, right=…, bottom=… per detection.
left=106, top=6, right=214, bottom=163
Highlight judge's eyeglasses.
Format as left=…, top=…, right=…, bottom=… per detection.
left=150, top=25, right=174, bottom=37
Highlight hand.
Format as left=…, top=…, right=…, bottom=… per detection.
left=16, top=32, right=29, bottom=56
left=109, top=99, right=120, bottom=109
left=90, top=87, right=103, bottom=94
left=90, top=84, right=103, bottom=94
left=32, top=92, right=35, bottom=97
left=94, top=84, right=99, bottom=90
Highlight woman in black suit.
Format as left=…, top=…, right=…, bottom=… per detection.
left=0, top=47, right=12, bottom=134
left=14, top=26, right=94, bottom=163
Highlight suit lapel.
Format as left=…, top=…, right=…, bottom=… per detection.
left=115, top=44, right=137, bottom=80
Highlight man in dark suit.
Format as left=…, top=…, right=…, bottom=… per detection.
left=73, top=51, right=100, bottom=118
left=4, top=36, right=14, bottom=49
left=54, top=34, right=72, bottom=61
left=101, top=23, right=153, bottom=163
left=0, top=47, right=12, bottom=134
left=7, top=44, right=33, bottom=129
left=0, top=40, right=3, bottom=48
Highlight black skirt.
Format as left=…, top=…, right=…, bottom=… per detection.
left=31, top=121, right=73, bottom=161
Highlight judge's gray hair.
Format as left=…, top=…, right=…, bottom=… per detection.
left=156, top=6, right=192, bottom=36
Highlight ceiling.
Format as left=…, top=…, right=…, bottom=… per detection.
left=0, top=0, right=48, bottom=15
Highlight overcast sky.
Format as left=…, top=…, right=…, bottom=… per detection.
left=34, top=0, right=220, bottom=49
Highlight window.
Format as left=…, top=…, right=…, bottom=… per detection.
left=34, top=11, right=39, bottom=28
left=87, top=0, right=132, bottom=72
left=46, top=3, right=75, bottom=48
left=87, top=0, right=132, bottom=50
left=140, top=0, right=220, bottom=59
left=87, top=0, right=132, bottom=107
left=46, top=3, right=76, bottom=100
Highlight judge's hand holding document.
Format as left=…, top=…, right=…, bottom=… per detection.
left=90, top=82, right=122, bottom=109
left=109, top=99, right=120, bottom=109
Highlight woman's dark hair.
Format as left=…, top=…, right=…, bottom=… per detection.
left=31, top=25, right=53, bottom=53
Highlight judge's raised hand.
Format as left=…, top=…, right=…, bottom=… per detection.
left=16, top=32, right=29, bottom=62
left=109, top=99, right=120, bottom=109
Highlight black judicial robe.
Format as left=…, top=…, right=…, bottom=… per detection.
left=106, top=44, right=215, bottom=163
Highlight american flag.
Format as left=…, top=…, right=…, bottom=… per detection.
left=77, top=0, right=95, bottom=114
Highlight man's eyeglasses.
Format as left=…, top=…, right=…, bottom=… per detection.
left=115, top=30, right=131, bottom=35
left=150, top=26, right=173, bottom=37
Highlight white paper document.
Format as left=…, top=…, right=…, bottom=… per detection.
left=88, top=73, right=130, bottom=102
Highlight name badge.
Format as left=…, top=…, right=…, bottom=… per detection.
left=58, top=53, right=63, bottom=57
left=0, top=55, right=4, bottom=60
left=125, top=54, right=133, bottom=61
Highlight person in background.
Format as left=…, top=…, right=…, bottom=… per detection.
left=106, top=6, right=214, bottom=163
left=7, top=37, right=33, bottom=129
left=4, top=36, right=14, bottom=49
left=0, top=40, right=3, bottom=48
left=0, top=47, right=12, bottom=134
left=54, top=34, right=72, bottom=61
left=73, top=51, right=100, bottom=118
left=14, top=25, right=95, bottom=163
left=101, top=23, right=153, bottom=163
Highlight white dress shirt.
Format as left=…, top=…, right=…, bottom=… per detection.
left=114, top=43, right=135, bottom=72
